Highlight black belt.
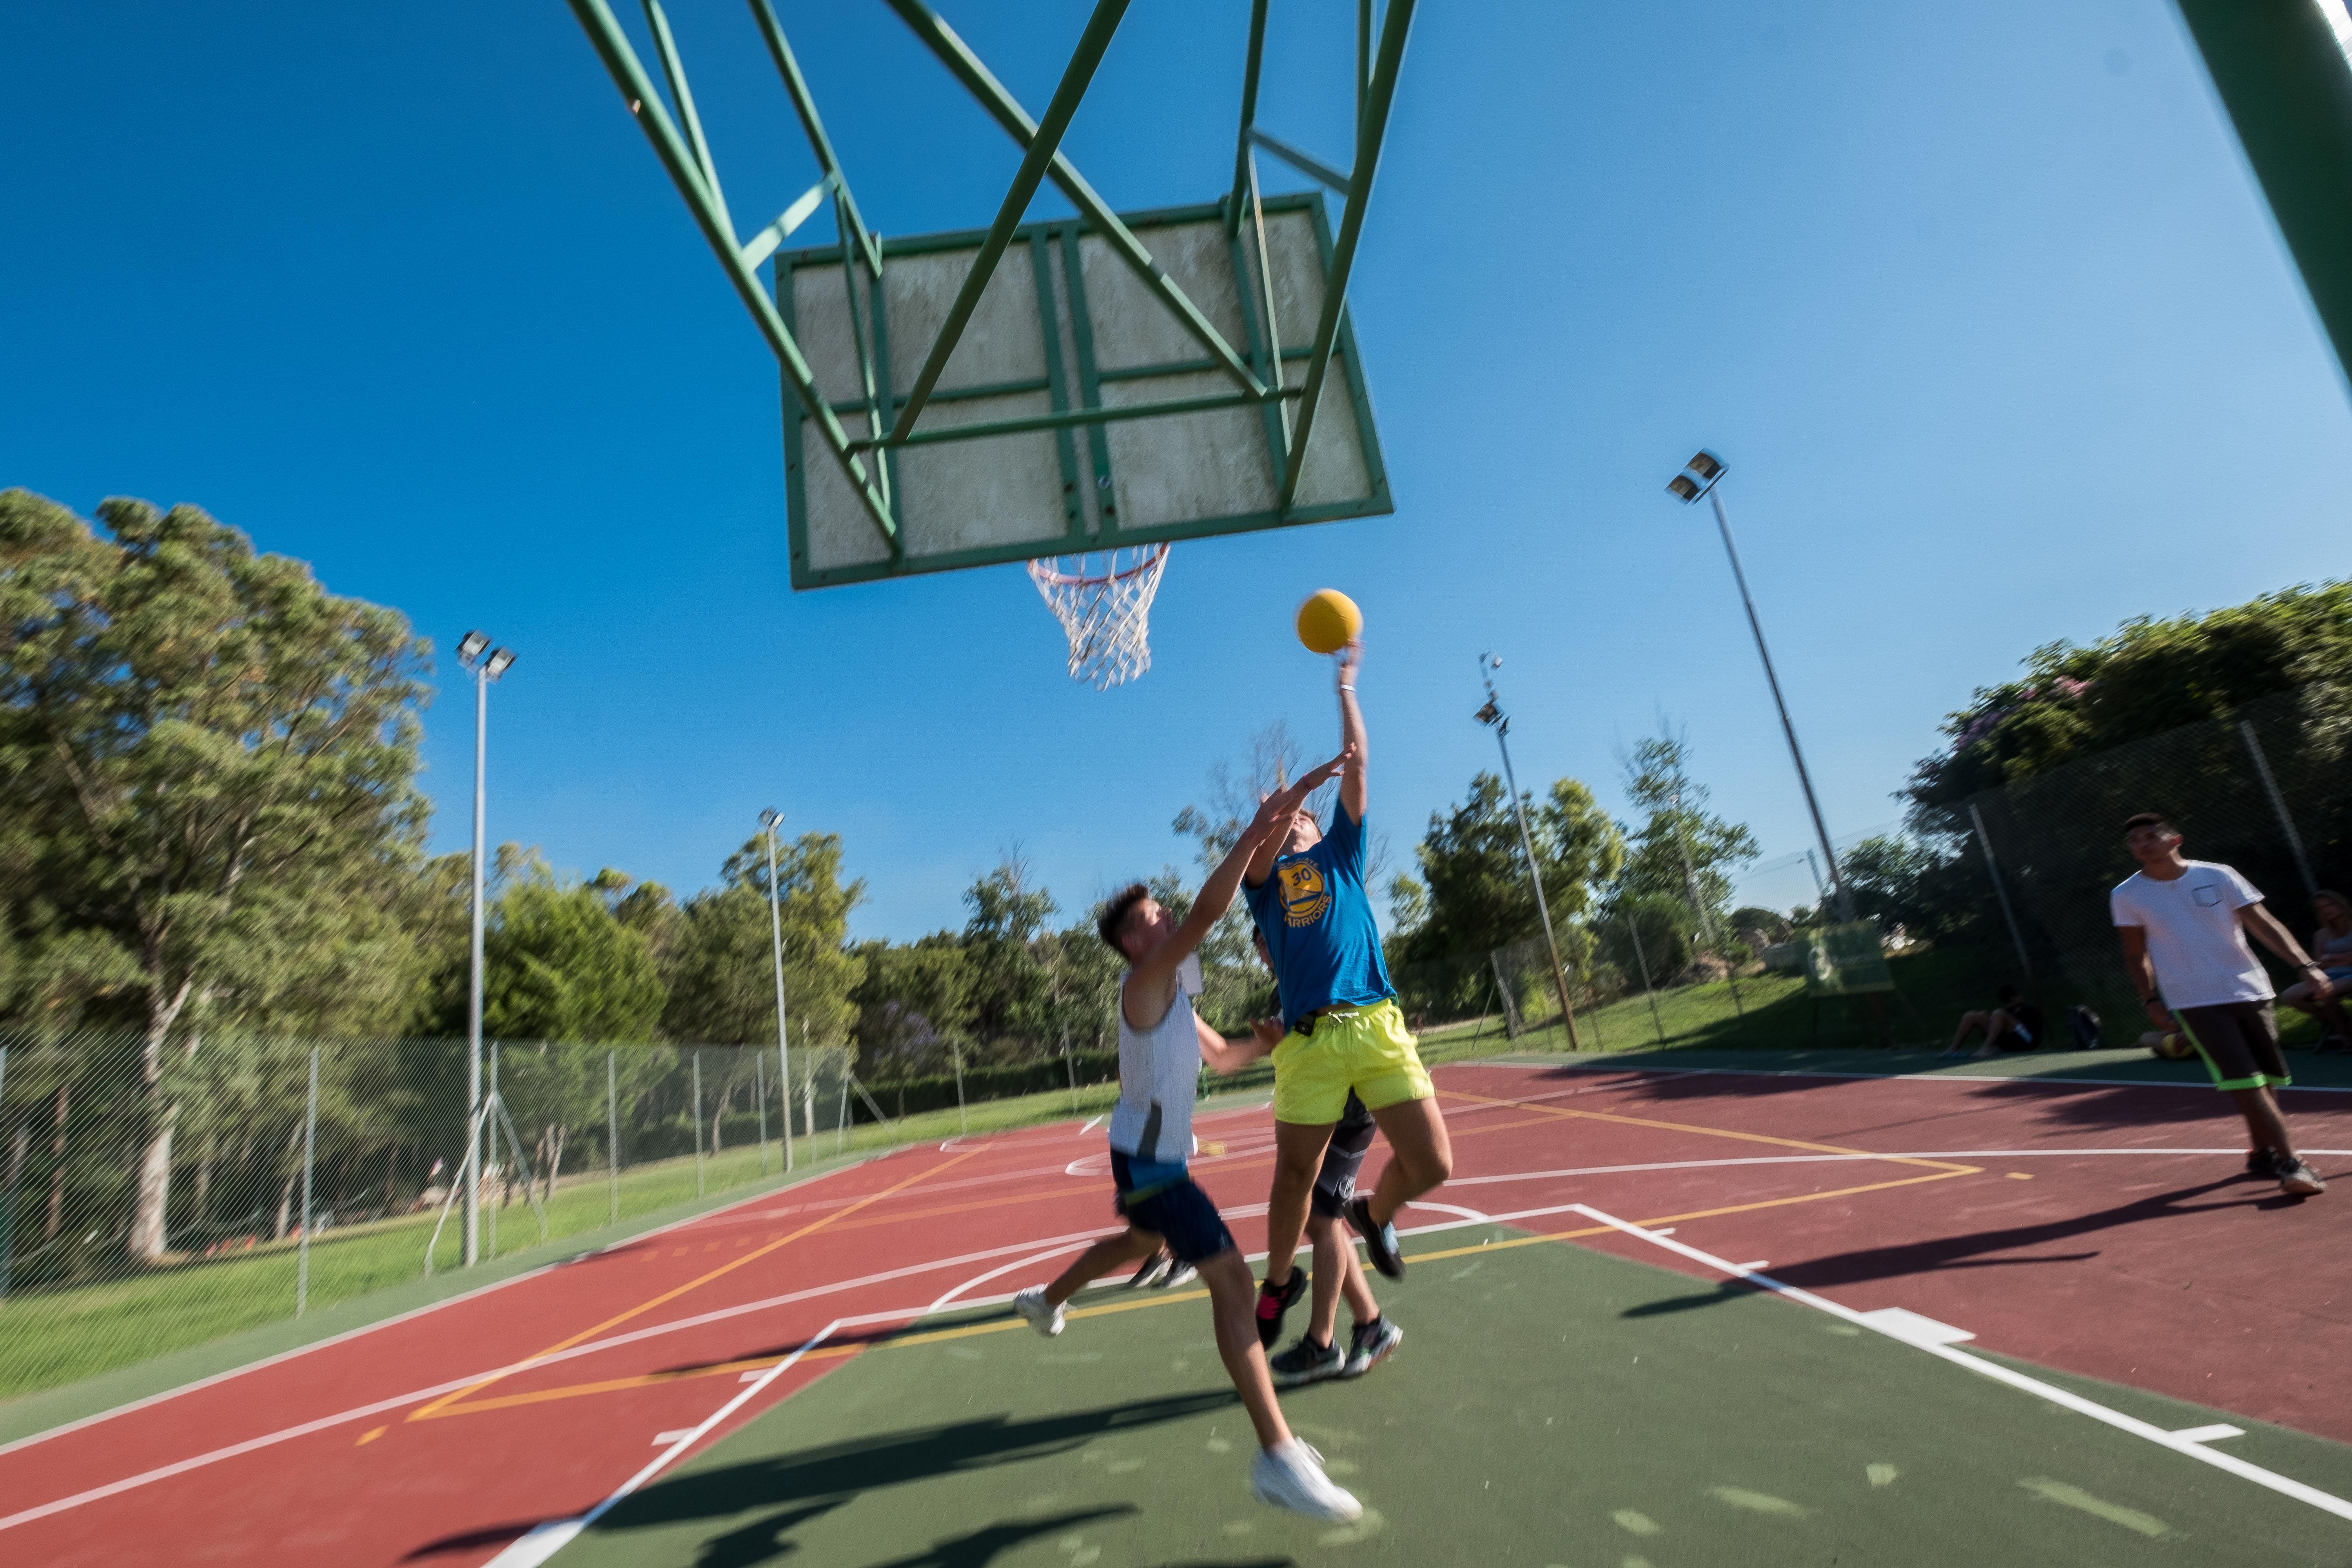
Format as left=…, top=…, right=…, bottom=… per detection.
left=1293, top=1004, right=1360, bottom=1037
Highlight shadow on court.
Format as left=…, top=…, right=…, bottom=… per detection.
left=406, top=1390, right=1236, bottom=1566
left=1618, top=1174, right=2290, bottom=1319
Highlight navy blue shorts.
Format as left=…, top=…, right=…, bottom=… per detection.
left=1109, top=1151, right=1235, bottom=1265
left=1310, top=1092, right=1377, bottom=1219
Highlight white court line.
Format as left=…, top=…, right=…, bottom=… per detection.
left=925, top=1243, right=1091, bottom=1317
left=1461, top=1058, right=2352, bottom=1094
left=1079, top=1116, right=1103, bottom=1134
left=481, top=1319, right=841, bottom=1568
left=1565, top=1201, right=2352, bottom=1524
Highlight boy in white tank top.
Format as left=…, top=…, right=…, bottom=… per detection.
left=1013, top=751, right=1363, bottom=1523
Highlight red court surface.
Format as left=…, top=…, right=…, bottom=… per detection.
left=0, top=1059, right=2345, bottom=1565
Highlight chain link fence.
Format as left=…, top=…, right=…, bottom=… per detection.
left=0, top=1032, right=886, bottom=1401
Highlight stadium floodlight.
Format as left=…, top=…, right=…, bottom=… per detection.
left=457, top=630, right=518, bottom=1267
left=1663, top=452, right=1853, bottom=921
left=1472, top=654, right=1583, bottom=1051
left=759, top=808, right=795, bottom=1172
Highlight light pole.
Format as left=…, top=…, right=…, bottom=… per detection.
left=1474, top=655, right=1583, bottom=1051
left=1666, top=452, right=1853, bottom=922
left=759, top=809, right=795, bottom=1173
left=456, top=630, right=515, bottom=1268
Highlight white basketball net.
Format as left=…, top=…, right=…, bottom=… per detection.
left=1026, top=543, right=1169, bottom=690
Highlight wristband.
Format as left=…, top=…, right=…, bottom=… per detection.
left=1338, top=684, right=1356, bottom=693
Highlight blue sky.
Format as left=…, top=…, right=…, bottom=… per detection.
left=6, top=1, right=2348, bottom=941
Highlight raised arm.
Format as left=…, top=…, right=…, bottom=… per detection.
left=1336, top=638, right=1367, bottom=823
left=1136, top=751, right=1349, bottom=991
left=2240, top=902, right=2333, bottom=1000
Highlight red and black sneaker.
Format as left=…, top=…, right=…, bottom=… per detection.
left=1256, top=1268, right=1308, bottom=1349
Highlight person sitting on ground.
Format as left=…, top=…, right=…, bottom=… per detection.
left=2279, top=889, right=2352, bottom=1052
left=1942, top=985, right=2043, bottom=1058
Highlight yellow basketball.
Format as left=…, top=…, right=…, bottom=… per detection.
left=1295, top=588, right=1362, bottom=655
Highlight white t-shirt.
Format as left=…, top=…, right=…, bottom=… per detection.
left=2109, top=860, right=2272, bottom=1009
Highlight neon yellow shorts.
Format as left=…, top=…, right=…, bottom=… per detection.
left=1270, top=998, right=1434, bottom=1125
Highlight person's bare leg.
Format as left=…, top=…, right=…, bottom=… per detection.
left=1198, top=1249, right=1291, bottom=1451
left=2229, top=1086, right=2297, bottom=1162
left=1948, top=1011, right=1987, bottom=1053
left=1362, top=1097, right=1453, bottom=1228
left=1044, top=1227, right=1160, bottom=1308
left=1263, top=1122, right=1335, bottom=1289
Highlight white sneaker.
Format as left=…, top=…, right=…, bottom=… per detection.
left=1012, top=1286, right=1064, bottom=1337
left=1156, top=1261, right=1198, bottom=1290
left=1250, top=1438, right=1362, bottom=1523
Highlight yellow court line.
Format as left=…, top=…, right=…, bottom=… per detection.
left=407, top=1148, right=982, bottom=1422
left=1435, top=1087, right=1979, bottom=1174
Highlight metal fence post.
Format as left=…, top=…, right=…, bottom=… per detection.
left=755, top=1049, right=769, bottom=1177
left=1967, top=801, right=2035, bottom=980
left=606, top=1049, right=620, bottom=1227
left=1063, top=1029, right=1078, bottom=1116
left=951, top=1042, right=968, bottom=1135
left=488, top=1041, right=501, bottom=1260
left=0, top=1043, right=16, bottom=1300
left=692, top=1049, right=706, bottom=1198
left=296, top=1045, right=319, bottom=1317
left=2240, top=719, right=2319, bottom=898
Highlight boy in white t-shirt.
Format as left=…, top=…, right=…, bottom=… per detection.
left=1011, top=751, right=1363, bottom=1523
left=2111, top=812, right=2329, bottom=1197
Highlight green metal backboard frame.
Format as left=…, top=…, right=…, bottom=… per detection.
left=776, top=193, right=1392, bottom=588
left=563, top=0, right=1416, bottom=591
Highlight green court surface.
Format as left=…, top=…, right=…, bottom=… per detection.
left=561, top=1225, right=2352, bottom=1567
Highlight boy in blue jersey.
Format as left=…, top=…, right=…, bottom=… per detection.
left=1243, top=637, right=1454, bottom=1344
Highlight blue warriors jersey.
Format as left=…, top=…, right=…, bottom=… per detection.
left=1244, top=805, right=1395, bottom=1030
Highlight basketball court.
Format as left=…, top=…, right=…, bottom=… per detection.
left=3, top=1054, right=2348, bottom=1564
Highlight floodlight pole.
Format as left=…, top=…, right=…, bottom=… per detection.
left=456, top=634, right=514, bottom=1268
left=1477, top=656, right=1583, bottom=1051
left=1670, top=459, right=1854, bottom=923
left=761, top=810, right=795, bottom=1173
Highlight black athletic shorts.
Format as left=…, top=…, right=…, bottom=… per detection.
left=2176, top=1000, right=2290, bottom=1093
left=1109, top=1150, right=1235, bottom=1265
left=1310, top=1092, right=1378, bottom=1220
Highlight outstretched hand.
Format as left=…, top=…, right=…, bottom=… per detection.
left=1244, top=748, right=1350, bottom=840
left=1335, top=637, right=1363, bottom=684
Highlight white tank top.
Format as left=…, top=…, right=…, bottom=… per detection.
left=1107, top=960, right=1203, bottom=1165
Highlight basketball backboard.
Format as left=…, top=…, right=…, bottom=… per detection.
left=780, top=193, right=1389, bottom=588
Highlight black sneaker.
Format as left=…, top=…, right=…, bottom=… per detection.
left=1126, top=1247, right=1173, bottom=1289
left=1342, top=1316, right=1403, bottom=1378
left=2280, top=1160, right=2327, bottom=1198
left=1269, top=1334, right=1345, bottom=1387
left=2246, top=1147, right=2286, bottom=1179
left=1256, top=1268, right=1307, bottom=1348
left=1347, top=1194, right=1405, bottom=1279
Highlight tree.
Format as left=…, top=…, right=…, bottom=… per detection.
left=482, top=853, right=666, bottom=1045
left=1393, top=771, right=1622, bottom=966
left=959, top=854, right=1057, bottom=1053
left=851, top=938, right=977, bottom=1078
left=0, top=492, right=434, bottom=1261
left=1612, top=726, right=1759, bottom=951
left=1906, top=580, right=2352, bottom=807
left=665, top=831, right=865, bottom=1050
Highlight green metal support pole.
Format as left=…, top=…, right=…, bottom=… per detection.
left=746, top=0, right=882, bottom=276
left=1227, top=0, right=1271, bottom=233
left=2175, top=0, right=2352, bottom=390
left=564, top=0, right=901, bottom=552
left=856, top=386, right=1299, bottom=449
left=641, top=0, right=733, bottom=237
left=884, top=0, right=1267, bottom=402
left=1279, top=0, right=1414, bottom=511
left=885, top=0, right=1131, bottom=448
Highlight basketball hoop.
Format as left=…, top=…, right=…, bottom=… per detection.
left=1026, top=543, right=1170, bottom=690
